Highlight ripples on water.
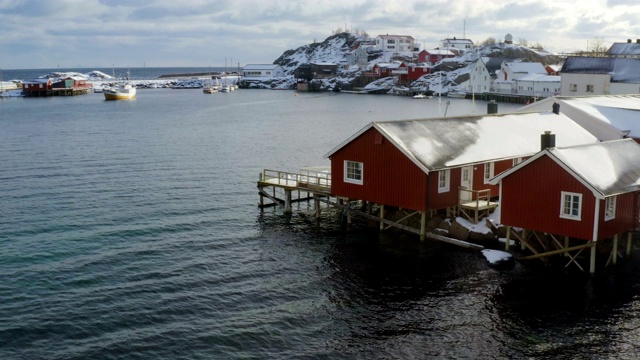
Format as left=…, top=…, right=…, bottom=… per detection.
left=1, top=90, right=640, bottom=359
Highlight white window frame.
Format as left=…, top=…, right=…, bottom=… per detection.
left=605, top=196, right=617, bottom=221
left=586, top=84, right=594, bottom=93
left=483, top=162, right=494, bottom=184
left=344, top=160, right=363, bottom=185
left=560, top=191, right=582, bottom=220
left=438, top=169, right=450, bottom=193
left=569, top=84, right=577, bottom=92
left=512, top=157, right=523, bottom=166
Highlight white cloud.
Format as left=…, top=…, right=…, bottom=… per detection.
left=0, top=0, right=639, bottom=68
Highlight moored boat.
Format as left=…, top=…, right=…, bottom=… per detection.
left=104, top=82, right=136, bottom=100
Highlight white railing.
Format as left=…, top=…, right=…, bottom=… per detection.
left=261, top=169, right=331, bottom=190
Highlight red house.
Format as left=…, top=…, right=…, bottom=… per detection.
left=491, top=138, right=640, bottom=273
left=22, top=78, right=53, bottom=95
left=417, top=49, right=455, bottom=65
left=325, top=111, right=602, bottom=232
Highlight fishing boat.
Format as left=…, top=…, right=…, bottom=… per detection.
left=202, top=77, right=220, bottom=94
left=104, top=71, right=136, bottom=100
left=104, top=82, right=136, bottom=100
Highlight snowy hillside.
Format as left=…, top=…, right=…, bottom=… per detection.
left=261, top=32, right=562, bottom=93
left=274, top=32, right=360, bottom=75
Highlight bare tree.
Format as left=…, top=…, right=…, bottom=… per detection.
left=480, top=37, right=497, bottom=45
left=519, top=38, right=529, bottom=47
left=588, top=37, right=608, bottom=56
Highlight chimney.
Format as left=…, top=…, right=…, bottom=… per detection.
left=552, top=102, right=560, bottom=115
left=637, top=39, right=640, bottom=43
left=541, top=131, right=556, bottom=150
left=628, top=39, right=632, bottom=43
left=487, top=100, right=498, bottom=114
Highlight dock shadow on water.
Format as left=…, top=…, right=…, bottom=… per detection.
left=257, top=207, right=640, bottom=359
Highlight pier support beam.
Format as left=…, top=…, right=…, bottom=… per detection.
left=284, top=189, right=292, bottom=213
left=505, top=226, right=511, bottom=251
left=590, top=242, right=597, bottom=274
left=627, top=232, right=633, bottom=256
left=420, top=211, right=427, bottom=241
left=314, top=195, right=321, bottom=219
left=564, top=236, right=570, bottom=257
left=613, top=234, right=619, bottom=265
left=379, top=205, right=385, bottom=231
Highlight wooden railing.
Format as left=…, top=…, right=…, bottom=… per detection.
left=260, top=169, right=331, bottom=190
left=458, top=187, right=492, bottom=208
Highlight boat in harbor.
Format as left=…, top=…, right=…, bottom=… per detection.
left=203, top=77, right=220, bottom=94
left=104, top=82, right=136, bottom=100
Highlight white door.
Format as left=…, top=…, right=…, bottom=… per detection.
left=460, top=166, right=473, bottom=202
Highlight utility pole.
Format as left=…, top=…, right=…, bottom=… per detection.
left=463, top=17, right=468, bottom=39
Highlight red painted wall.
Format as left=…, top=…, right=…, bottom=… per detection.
left=500, top=155, right=607, bottom=241
left=330, top=128, right=429, bottom=211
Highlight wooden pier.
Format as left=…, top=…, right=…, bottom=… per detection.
left=258, top=168, right=486, bottom=251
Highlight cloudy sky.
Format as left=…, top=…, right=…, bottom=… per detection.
left=1, top=0, right=639, bottom=70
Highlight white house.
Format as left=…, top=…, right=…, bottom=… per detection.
left=440, top=37, right=474, bottom=51
left=375, top=35, right=417, bottom=59
left=242, top=64, right=285, bottom=78
left=560, top=56, right=640, bottom=96
left=494, top=62, right=547, bottom=94
left=345, top=47, right=369, bottom=66
left=514, top=74, right=561, bottom=97
left=469, top=57, right=514, bottom=93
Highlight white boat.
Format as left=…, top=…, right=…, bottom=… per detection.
left=219, top=84, right=230, bottom=92
left=202, top=77, right=219, bottom=94
left=104, top=82, right=136, bottom=100
left=447, top=91, right=467, bottom=99
left=412, top=93, right=431, bottom=99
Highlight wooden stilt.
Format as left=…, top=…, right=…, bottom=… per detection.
left=564, top=236, right=570, bottom=257
left=314, top=195, right=321, bottom=218
left=379, top=204, right=385, bottom=231
left=505, top=226, right=511, bottom=251
left=590, top=242, right=597, bottom=274
left=627, top=232, right=633, bottom=256
left=613, top=234, right=619, bottom=265
left=521, top=229, right=527, bottom=251
left=420, top=211, right=427, bottom=241
left=284, top=189, right=292, bottom=213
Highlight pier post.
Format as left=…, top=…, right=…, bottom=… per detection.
left=379, top=205, right=385, bottom=231
left=284, top=189, right=292, bottom=213
left=627, top=232, right=633, bottom=256
left=564, top=236, right=570, bottom=257
left=590, top=242, right=597, bottom=274
left=420, top=211, right=427, bottom=241
left=613, top=234, right=619, bottom=265
left=505, top=226, right=511, bottom=251
left=346, top=200, right=352, bottom=225
left=314, top=194, right=321, bottom=218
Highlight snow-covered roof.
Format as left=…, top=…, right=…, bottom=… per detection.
left=423, top=49, right=455, bottom=56
left=442, top=38, right=474, bottom=44
left=22, top=78, right=51, bottom=84
left=515, top=73, right=561, bottom=82
left=561, top=57, right=640, bottom=82
left=325, top=111, right=600, bottom=173
left=492, top=139, right=640, bottom=198
left=243, top=64, right=281, bottom=70
left=478, top=57, right=515, bottom=75
left=504, top=62, right=547, bottom=74
left=377, top=34, right=415, bottom=41
left=518, top=95, right=640, bottom=139
left=607, top=42, right=640, bottom=57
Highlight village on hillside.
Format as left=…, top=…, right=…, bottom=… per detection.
left=241, top=32, right=640, bottom=103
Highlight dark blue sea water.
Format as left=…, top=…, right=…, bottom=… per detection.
left=2, top=88, right=640, bottom=359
